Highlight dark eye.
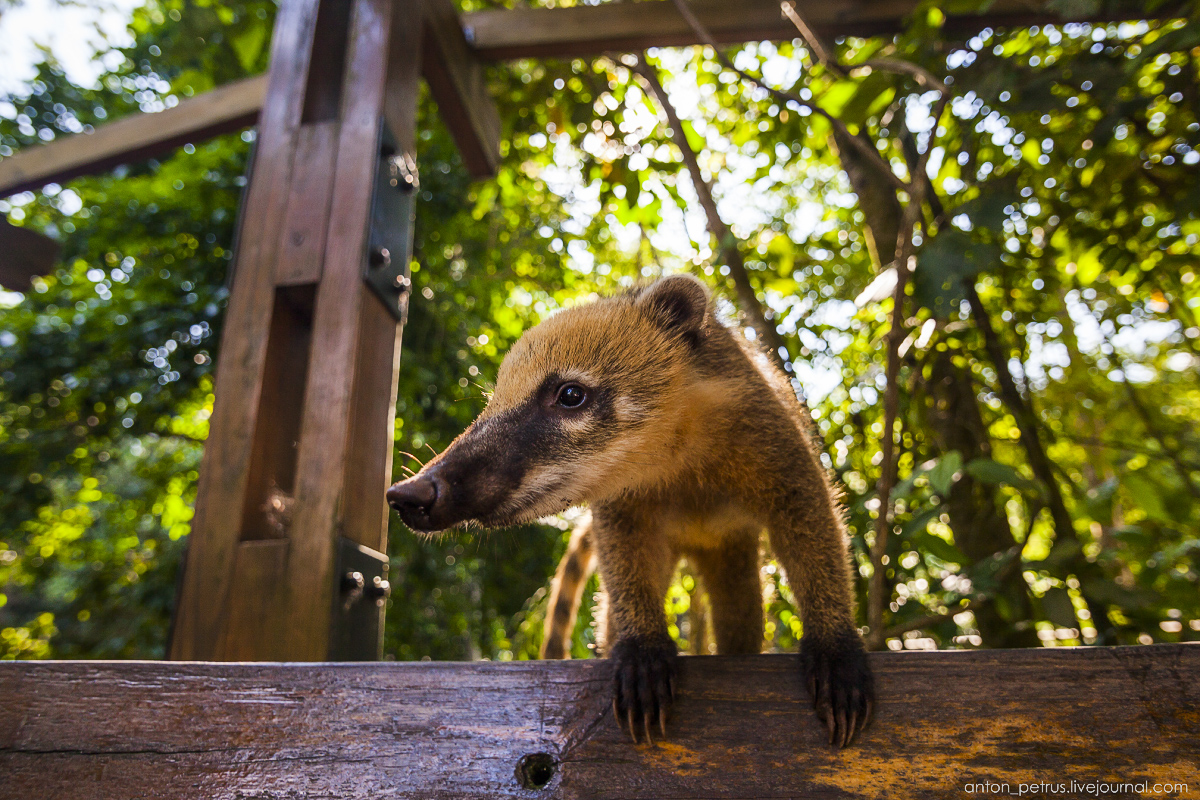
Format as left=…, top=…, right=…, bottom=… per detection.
left=555, top=383, right=587, bottom=409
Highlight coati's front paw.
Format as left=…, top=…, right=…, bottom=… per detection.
left=799, top=632, right=875, bottom=749
left=610, top=634, right=677, bottom=744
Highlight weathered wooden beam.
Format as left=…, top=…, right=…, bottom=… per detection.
left=0, top=76, right=267, bottom=198
left=461, top=0, right=1186, bottom=60
left=0, top=218, right=60, bottom=290
left=0, top=0, right=498, bottom=198
left=0, top=0, right=1176, bottom=195
left=2, top=645, right=1197, bottom=799
left=424, top=0, right=502, bottom=177
left=168, top=0, right=324, bottom=663
left=170, top=0, right=420, bottom=663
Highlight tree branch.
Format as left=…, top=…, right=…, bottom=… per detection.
left=865, top=200, right=921, bottom=649
left=1114, top=354, right=1200, bottom=499
left=965, top=281, right=1117, bottom=641
left=632, top=55, right=790, bottom=372
left=828, top=127, right=902, bottom=271
left=966, top=282, right=1074, bottom=537
left=666, top=0, right=908, bottom=193
left=778, top=1, right=844, bottom=77
left=1059, top=431, right=1200, bottom=469
left=773, top=0, right=955, bottom=649
left=779, top=2, right=950, bottom=94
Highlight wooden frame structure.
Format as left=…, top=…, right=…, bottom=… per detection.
left=4, top=646, right=1198, bottom=797
left=0, top=0, right=1197, bottom=794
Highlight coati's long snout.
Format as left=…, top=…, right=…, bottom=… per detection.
left=385, top=410, right=548, bottom=533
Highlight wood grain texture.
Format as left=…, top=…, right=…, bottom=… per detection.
left=0, top=75, right=267, bottom=198
left=340, top=0, right=423, bottom=556
left=219, top=539, right=290, bottom=660
left=423, top=0, right=501, bottom=178
left=170, top=0, right=322, bottom=661
left=461, top=0, right=1187, bottom=60
left=274, top=120, right=340, bottom=286
left=2, top=646, right=1196, bottom=799
left=2, top=2, right=1181, bottom=196
left=340, top=290, right=404, bottom=552
left=280, top=0, right=405, bottom=660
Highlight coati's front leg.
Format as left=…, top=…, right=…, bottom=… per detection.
left=591, top=502, right=677, bottom=744
left=766, top=451, right=875, bottom=748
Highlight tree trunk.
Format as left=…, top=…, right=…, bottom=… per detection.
left=926, top=348, right=1039, bottom=648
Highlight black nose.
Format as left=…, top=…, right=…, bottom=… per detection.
left=386, top=475, right=439, bottom=516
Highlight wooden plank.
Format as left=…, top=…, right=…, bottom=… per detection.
left=340, top=290, right=405, bottom=552
left=0, top=75, right=267, bottom=198
left=279, top=0, right=417, bottom=660
left=219, top=539, right=290, bottom=660
left=2, top=1, right=1177, bottom=195
left=169, top=0, right=324, bottom=661
left=423, top=0, right=501, bottom=178
left=0, top=218, right=59, bottom=291
left=340, top=0, right=424, bottom=555
left=274, top=121, right=340, bottom=286
left=461, top=0, right=1187, bottom=60
left=1, top=646, right=1197, bottom=798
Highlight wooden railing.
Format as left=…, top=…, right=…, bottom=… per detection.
left=2, top=644, right=1196, bottom=798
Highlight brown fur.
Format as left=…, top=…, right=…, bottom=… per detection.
left=387, top=275, right=874, bottom=748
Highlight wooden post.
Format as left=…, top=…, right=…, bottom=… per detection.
left=169, top=0, right=422, bottom=661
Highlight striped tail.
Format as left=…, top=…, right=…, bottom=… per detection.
left=540, top=516, right=596, bottom=659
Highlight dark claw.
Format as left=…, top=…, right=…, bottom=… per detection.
left=799, top=630, right=876, bottom=749
left=610, top=634, right=678, bottom=745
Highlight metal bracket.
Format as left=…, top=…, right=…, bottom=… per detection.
left=328, top=536, right=390, bottom=661
left=363, top=123, right=417, bottom=322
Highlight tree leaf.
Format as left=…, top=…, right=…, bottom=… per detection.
left=965, top=458, right=1040, bottom=494
left=915, top=530, right=967, bottom=565
left=928, top=451, right=963, bottom=496
left=913, top=230, right=1003, bottom=316
left=1123, top=472, right=1170, bottom=523
left=901, top=506, right=941, bottom=540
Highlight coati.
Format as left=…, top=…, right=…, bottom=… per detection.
left=386, top=274, right=874, bottom=748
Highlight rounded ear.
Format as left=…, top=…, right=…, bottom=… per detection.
left=636, top=274, right=710, bottom=339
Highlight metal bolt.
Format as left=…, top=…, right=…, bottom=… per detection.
left=369, top=247, right=391, bottom=270
left=365, top=576, right=391, bottom=606
left=340, top=571, right=365, bottom=593
left=387, top=153, right=419, bottom=191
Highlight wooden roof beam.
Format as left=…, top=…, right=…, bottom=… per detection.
left=0, top=0, right=1181, bottom=199
left=0, top=75, right=267, bottom=199
left=0, top=2, right=500, bottom=200
left=462, top=0, right=1186, bottom=61
left=424, top=0, right=503, bottom=178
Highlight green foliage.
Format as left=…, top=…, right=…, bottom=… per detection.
left=1, top=0, right=1197, bottom=660
left=0, top=0, right=272, bottom=658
